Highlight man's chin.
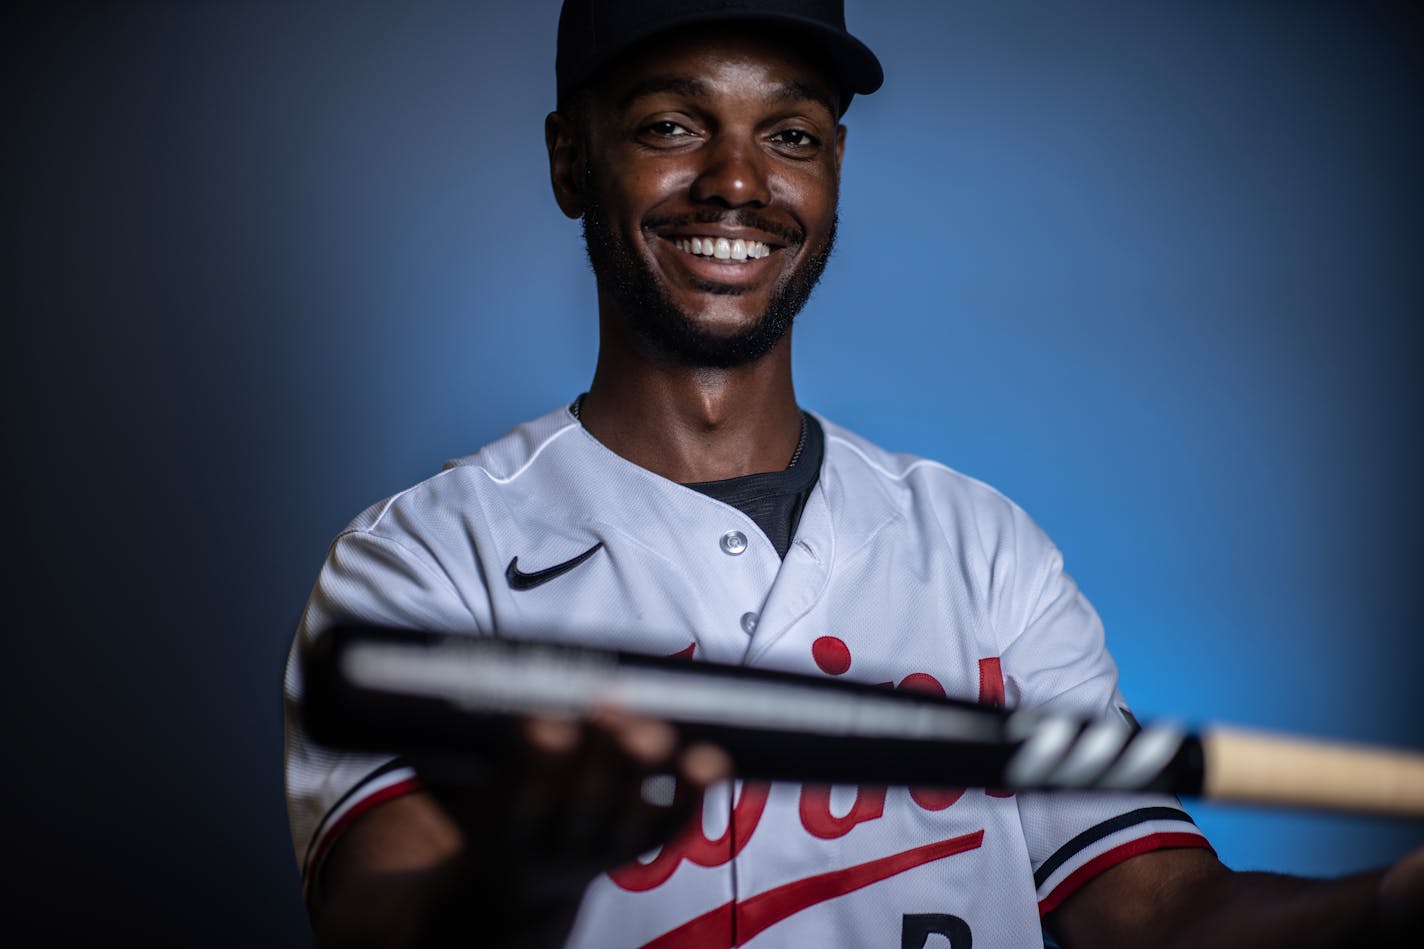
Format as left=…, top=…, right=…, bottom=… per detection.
left=627, top=303, right=792, bottom=370
left=672, top=299, right=771, bottom=335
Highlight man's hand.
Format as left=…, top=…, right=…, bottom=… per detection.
left=313, top=710, right=731, bottom=949
left=433, top=708, right=733, bottom=913
left=1378, top=846, right=1424, bottom=935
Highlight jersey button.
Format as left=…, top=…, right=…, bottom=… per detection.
left=740, top=611, right=759, bottom=634
left=720, top=530, right=748, bottom=556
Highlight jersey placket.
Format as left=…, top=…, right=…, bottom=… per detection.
left=700, top=500, right=783, bottom=663
left=678, top=493, right=781, bottom=941
left=741, top=481, right=834, bottom=666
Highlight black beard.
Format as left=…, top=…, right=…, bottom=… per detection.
left=582, top=200, right=837, bottom=369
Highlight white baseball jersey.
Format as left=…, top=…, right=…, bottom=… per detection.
left=284, top=404, right=1210, bottom=948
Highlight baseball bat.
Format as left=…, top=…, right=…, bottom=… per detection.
left=300, top=624, right=1424, bottom=819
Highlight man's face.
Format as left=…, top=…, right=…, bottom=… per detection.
left=569, top=27, right=846, bottom=368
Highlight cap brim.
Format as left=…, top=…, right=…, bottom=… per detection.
left=565, top=10, right=883, bottom=114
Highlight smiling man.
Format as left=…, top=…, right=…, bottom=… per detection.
left=283, top=2, right=1421, bottom=947
left=569, top=35, right=841, bottom=378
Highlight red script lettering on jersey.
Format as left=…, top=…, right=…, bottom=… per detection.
left=609, top=648, right=1008, bottom=894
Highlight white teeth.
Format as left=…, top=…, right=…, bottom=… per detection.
left=674, top=236, right=773, bottom=261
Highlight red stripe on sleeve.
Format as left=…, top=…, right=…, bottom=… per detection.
left=1037, top=831, right=1213, bottom=917
left=302, top=776, right=422, bottom=908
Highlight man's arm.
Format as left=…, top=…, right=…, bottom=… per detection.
left=1049, top=845, right=1424, bottom=949
left=313, top=792, right=466, bottom=949
left=312, top=791, right=597, bottom=949
left=310, top=712, right=732, bottom=949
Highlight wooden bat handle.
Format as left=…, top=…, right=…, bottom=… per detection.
left=1202, top=726, right=1424, bottom=818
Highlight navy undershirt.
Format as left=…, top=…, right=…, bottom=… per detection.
left=570, top=397, right=824, bottom=560
left=682, top=413, right=824, bottom=560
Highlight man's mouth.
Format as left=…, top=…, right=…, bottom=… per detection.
left=672, top=236, right=773, bottom=262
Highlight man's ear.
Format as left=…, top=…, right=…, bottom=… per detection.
left=545, top=111, right=587, bottom=220
left=834, top=123, right=847, bottom=180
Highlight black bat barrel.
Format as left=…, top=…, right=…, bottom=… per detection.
left=300, top=624, right=1205, bottom=795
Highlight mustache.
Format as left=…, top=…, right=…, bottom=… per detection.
left=642, top=209, right=805, bottom=247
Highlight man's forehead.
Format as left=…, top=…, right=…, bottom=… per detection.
left=599, top=28, right=843, bottom=116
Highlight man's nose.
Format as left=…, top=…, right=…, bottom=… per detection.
left=689, top=135, right=770, bottom=208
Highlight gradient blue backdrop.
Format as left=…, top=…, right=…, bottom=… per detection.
left=5, top=2, right=1421, bottom=944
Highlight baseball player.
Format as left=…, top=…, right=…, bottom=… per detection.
left=284, top=1, right=1424, bottom=946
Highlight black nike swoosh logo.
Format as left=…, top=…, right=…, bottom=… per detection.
left=505, top=542, right=604, bottom=591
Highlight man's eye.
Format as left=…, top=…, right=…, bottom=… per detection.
left=772, top=129, right=818, bottom=148
left=645, top=120, right=691, bottom=138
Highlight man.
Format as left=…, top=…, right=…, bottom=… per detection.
left=284, top=2, right=1422, bottom=946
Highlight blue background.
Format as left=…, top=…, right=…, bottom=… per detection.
left=4, top=1, right=1420, bottom=944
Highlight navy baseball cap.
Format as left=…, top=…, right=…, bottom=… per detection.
left=556, top=0, right=884, bottom=114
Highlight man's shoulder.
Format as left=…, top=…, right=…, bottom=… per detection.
left=439, top=403, right=583, bottom=480
left=341, top=404, right=583, bottom=536
left=816, top=413, right=1024, bottom=523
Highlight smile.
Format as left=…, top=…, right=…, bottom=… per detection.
left=673, top=236, right=772, bottom=262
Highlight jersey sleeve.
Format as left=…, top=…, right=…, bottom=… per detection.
left=991, top=505, right=1212, bottom=918
left=283, top=523, right=483, bottom=907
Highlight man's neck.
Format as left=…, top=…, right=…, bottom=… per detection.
left=578, top=330, right=802, bottom=485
